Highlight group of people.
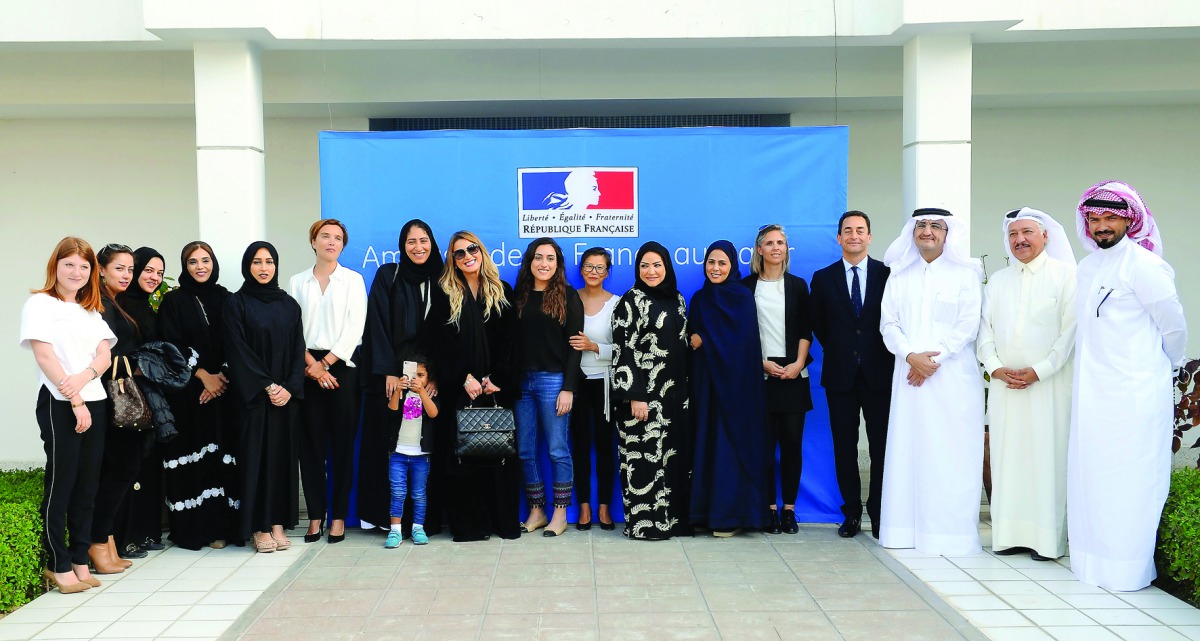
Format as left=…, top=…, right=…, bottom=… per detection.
left=23, top=179, right=1185, bottom=596
left=874, top=179, right=1186, bottom=594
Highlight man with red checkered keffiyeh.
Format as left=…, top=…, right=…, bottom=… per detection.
left=1067, top=180, right=1187, bottom=591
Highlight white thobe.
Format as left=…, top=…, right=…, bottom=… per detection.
left=977, top=252, right=1076, bottom=558
left=1069, top=236, right=1187, bottom=591
left=879, top=255, right=985, bottom=555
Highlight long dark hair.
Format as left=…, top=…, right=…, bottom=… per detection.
left=98, top=243, right=139, bottom=333
left=515, top=237, right=568, bottom=324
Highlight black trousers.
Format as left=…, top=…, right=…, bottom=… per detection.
left=91, top=409, right=145, bottom=541
left=769, top=411, right=806, bottom=506
left=299, top=353, right=360, bottom=523
left=569, top=377, right=617, bottom=507
left=37, top=387, right=106, bottom=572
left=827, top=369, right=890, bottom=522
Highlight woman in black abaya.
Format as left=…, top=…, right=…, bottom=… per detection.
left=687, top=240, right=772, bottom=535
left=360, top=220, right=444, bottom=532
left=158, top=241, right=237, bottom=550
left=610, top=241, right=691, bottom=541
left=222, top=242, right=305, bottom=552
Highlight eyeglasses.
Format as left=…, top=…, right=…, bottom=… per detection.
left=581, top=264, right=608, bottom=274
left=452, top=244, right=481, bottom=261
left=914, top=221, right=946, bottom=232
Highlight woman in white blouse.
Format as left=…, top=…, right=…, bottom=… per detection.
left=568, top=247, right=619, bottom=530
left=288, top=219, right=368, bottom=544
left=21, top=237, right=116, bottom=593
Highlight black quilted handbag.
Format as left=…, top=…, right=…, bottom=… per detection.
left=455, top=395, right=516, bottom=463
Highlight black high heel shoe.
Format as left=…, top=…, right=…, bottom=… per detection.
left=304, top=523, right=324, bottom=543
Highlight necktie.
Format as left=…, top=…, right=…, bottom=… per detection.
left=851, top=265, right=863, bottom=317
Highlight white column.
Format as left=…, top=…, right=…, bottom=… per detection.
left=902, top=34, right=972, bottom=231
left=193, top=41, right=265, bottom=283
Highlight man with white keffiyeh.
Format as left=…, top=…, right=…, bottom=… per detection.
left=978, top=207, right=1077, bottom=562
left=877, top=207, right=985, bottom=556
left=1068, top=180, right=1187, bottom=591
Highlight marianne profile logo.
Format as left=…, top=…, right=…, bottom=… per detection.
left=517, top=167, right=638, bottom=238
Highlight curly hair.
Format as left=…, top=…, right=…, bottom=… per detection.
left=514, top=237, right=568, bottom=324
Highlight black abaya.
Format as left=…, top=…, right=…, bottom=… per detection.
left=158, top=274, right=238, bottom=549
left=222, top=243, right=305, bottom=540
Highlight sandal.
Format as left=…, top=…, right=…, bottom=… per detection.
left=253, top=534, right=277, bottom=554
left=273, top=535, right=292, bottom=551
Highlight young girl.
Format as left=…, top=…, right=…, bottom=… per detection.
left=385, top=354, right=439, bottom=547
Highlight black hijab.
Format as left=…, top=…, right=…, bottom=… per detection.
left=119, top=246, right=164, bottom=307
left=397, top=219, right=444, bottom=285
left=634, top=241, right=679, bottom=300
left=238, top=241, right=290, bottom=303
left=177, top=242, right=231, bottom=320
left=118, top=246, right=165, bottom=339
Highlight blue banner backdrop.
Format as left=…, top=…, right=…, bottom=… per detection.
left=319, top=126, right=849, bottom=524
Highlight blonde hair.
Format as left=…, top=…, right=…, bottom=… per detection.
left=751, top=224, right=790, bottom=275
left=439, top=230, right=509, bottom=326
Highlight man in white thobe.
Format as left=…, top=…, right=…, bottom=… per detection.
left=977, top=207, right=1076, bottom=561
left=1069, top=180, right=1187, bottom=591
left=879, top=208, right=985, bottom=556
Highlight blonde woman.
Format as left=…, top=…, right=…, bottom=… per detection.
left=426, top=231, right=521, bottom=542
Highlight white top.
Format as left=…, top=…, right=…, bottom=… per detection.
left=754, top=277, right=787, bottom=358
left=580, top=295, right=617, bottom=379
left=19, top=293, right=117, bottom=402
left=288, top=263, right=368, bottom=367
left=843, top=257, right=867, bottom=300
left=395, top=392, right=427, bottom=456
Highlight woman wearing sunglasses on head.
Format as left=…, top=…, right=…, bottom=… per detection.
left=157, top=241, right=238, bottom=550
left=512, top=237, right=584, bottom=538
left=287, top=219, right=367, bottom=545
left=89, top=243, right=144, bottom=573
left=743, top=224, right=814, bottom=535
left=426, top=232, right=521, bottom=542
left=223, top=242, right=306, bottom=553
left=568, top=248, right=619, bottom=531
left=360, top=219, right=445, bottom=536
left=21, top=237, right=115, bottom=593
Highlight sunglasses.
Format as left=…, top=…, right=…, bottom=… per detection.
left=452, top=243, right=481, bottom=261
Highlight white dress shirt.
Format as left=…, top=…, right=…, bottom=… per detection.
left=288, top=264, right=368, bottom=367
left=843, top=257, right=868, bottom=300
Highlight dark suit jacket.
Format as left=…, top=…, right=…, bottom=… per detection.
left=809, top=256, right=894, bottom=393
left=742, top=272, right=813, bottom=413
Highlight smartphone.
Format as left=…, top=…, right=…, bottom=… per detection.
left=402, top=361, right=418, bottom=381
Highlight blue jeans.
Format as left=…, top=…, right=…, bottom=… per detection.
left=514, top=371, right=574, bottom=508
left=389, top=452, right=430, bottom=525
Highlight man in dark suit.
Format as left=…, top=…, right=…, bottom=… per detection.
left=809, top=211, right=895, bottom=538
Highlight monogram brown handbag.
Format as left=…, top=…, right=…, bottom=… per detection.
left=104, top=356, right=153, bottom=430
